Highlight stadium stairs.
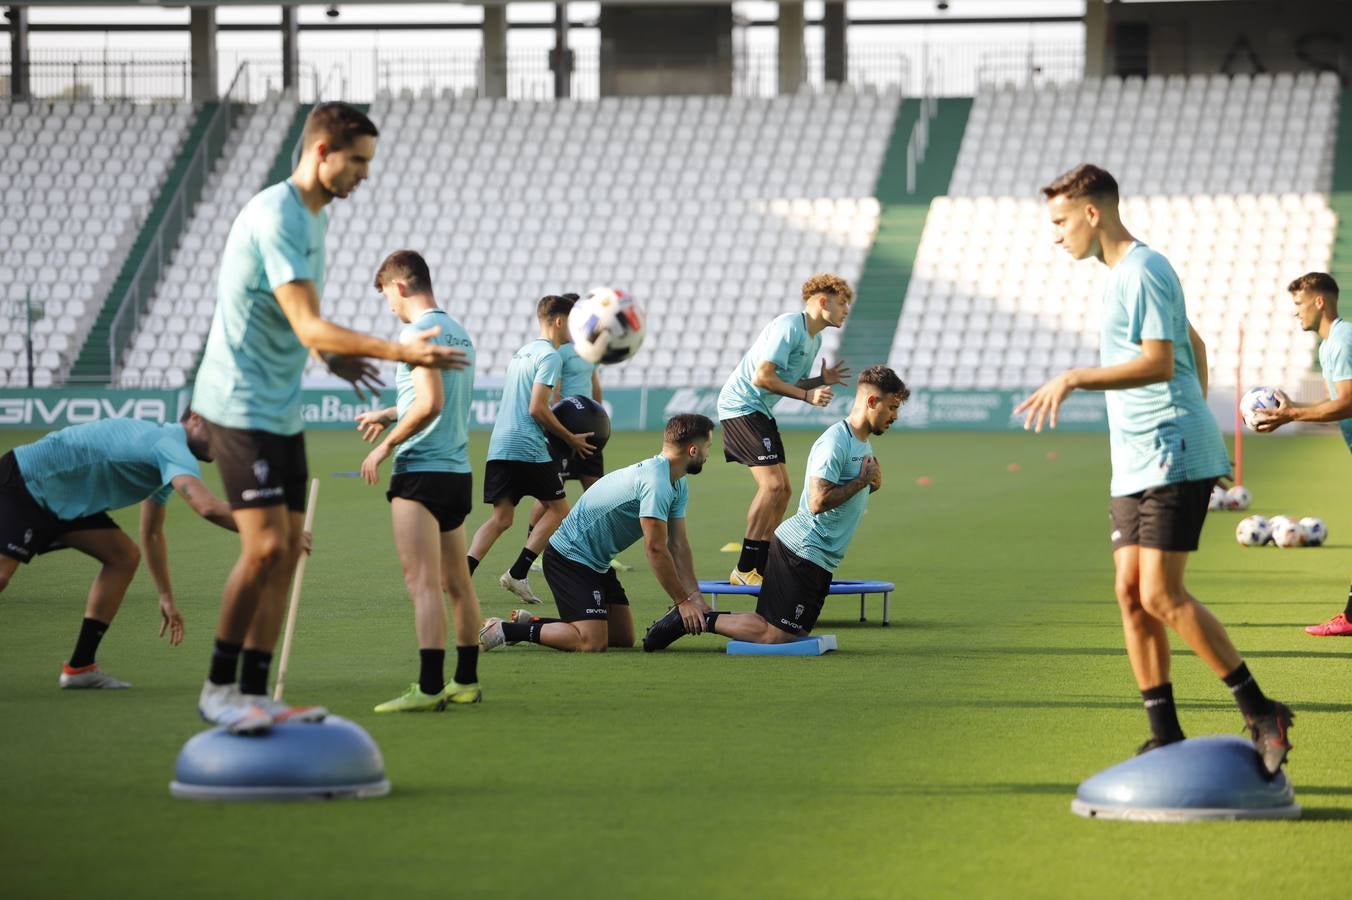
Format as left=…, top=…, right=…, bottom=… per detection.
left=69, top=102, right=220, bottom=383
left=836, top=98, right=970, bottom=369
left=1329, top=89, right=1352, bottom=297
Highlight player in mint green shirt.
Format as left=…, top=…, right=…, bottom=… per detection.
left=352, top=251, right=486, bottom=712
left=480, top=414, right=714, bottom=653
left=1017, top=164, right=1291, bottom=777
left=716, top=273, right=853, bottom=587
left=1253, top=272, right=1352, bottom=636
left=0, top=410, right=236, bottom=689
left=190, top=103, right=469, bottom=735
left=644, top=367, right=907, bottom=651
left=467, top=295, right=596, bottom=608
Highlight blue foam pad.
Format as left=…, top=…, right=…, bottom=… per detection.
left=727, top=635, right=838, bottom=656
left=1071, top=734, right=1299, bottom=821
left=170, top=715, right=390, bottom=801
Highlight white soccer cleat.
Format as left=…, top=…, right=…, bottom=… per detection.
left=499, top=571, right=543, bottom=604
left=198, top=681, right=273, bottom=735
left=58, top=664, right=131, bottom=689
left=479, top=617, right=506, bottom=652
left=249, top=695, right=328, bottom=724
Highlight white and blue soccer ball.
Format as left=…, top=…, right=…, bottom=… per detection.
left=1240, top=387, right=1282, bottom=431
left=567, top=286, right=646, bottom=365
left=1235, top=515, right=1271, bottom=547
left=1224, top=485, right=1252, bottom=511
left=1272, top=517, right=1305, bottom=548
left=1208, top=485, right=1228, bottom=511
left=1299, top=517, right=1328, bottom=547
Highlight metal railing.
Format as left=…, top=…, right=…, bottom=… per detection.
left=906, top=69, right=938, bottom=194
left=105, top=62, right=251, bottom=381
left=3, top=38, right=1084, bottom=104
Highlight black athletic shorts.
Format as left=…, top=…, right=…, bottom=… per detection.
left=721, top=412, right=786, bottom=467
left=0, top=451, right=118, bottom=563
left=1109, top=478, right=1217, bottom=553
left=553, top=447, right=604, bottom=482
left=387, top=471, right=473, bottom=532
left=542, top=543, right=629, bottom=622
left=205, top=421, right=308, bottom=512
left=483, top=459, right=566, bottom=505
left=755, top=536, right=833, bottom=636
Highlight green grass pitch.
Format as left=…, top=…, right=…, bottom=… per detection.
left=2, top=427, right=1349, bottom=899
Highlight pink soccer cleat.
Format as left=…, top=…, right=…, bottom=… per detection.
left=1305, top=612, right=1352, bottom=636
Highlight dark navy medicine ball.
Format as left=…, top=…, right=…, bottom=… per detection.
left=548, top=395, right=611, bottom=455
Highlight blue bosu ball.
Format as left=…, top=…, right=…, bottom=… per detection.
left=1071, top=734, right=1299, bottom=821
left=170, top=715, right=390, bottom=801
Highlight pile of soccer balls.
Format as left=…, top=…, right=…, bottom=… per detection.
left=1208, top=484, right=1252, bottom=511
left=1235, top=515, right=1329, bottom=548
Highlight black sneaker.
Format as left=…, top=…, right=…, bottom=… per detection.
left=642, top=606, right=686, bottom=652
left=1135, top=734, right=1184, bottom=756
left=1246, top=701, right=1294, bottom=778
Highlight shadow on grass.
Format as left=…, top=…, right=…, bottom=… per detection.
left=839, top=782, right=1078, bottom=799
left=904, top=645, right=1352, bottom=662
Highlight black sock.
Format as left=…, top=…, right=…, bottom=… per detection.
left=453, top=645, right=478, bottom=685
left=703, top=610, right=725, bottom=634
left=509, top=548, right=538, bottom=580
left=737, top=539, right=767, bottom=573
left=239, top=649, right=273, bottom=696
left=68, top=617, right=109, bottom=669
left=755, top=542, right=771, bottom=574
left=209, top=639, right=242, bottom=686
left=1343, top=584, right=1352, bottom=619
left=501, top=620, right=545, bottom=644
left=1223, top=662, right=1274, bottom=719
left=467, top=555, right=480, bottom=575
left=419, top=648, right=445, bottom=696
left=1141, top=683, right=1185, bottom=742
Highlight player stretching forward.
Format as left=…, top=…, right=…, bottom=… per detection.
left=1251, top=272, right=1352, bottom=635
left=1015, top=164, right=1292, bottom=775
left=480, top=414, right=713, bottom=653
left=644, top=368, right=905, bottom=650
left=0, top=411, right=236, bottom=686
left=355, top=250, right=485, bottom=710
left=719, top=274, right=852, bottom=586
left=192, top=103, right=467, bottom=733
left=466, top=295, right=595, bottom=604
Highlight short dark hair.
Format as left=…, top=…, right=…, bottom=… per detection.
left=561, top=293, right=581, bottom=302
left=664, top=413, right=714, bottom=447
left=1287, top=272, right=1339, bottom=299
left=858, top=365, right=909, bottom=402
left=1041, top=164, right=1118, bottom=202
left=180, top=405, right=195, bottom=424
left=374, top=249, right=432, bottom=295
left=303, top=102, right=379, bottom=153
left=537, top=294, right=576, bottom=320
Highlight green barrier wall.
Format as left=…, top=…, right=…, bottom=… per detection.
left=0, top=387, right=1107, bottom=433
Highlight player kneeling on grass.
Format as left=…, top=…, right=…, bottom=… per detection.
left=0, top=410, right=238, bottom=687
left=480, top=414, right=714, bottom=653
left=355, top=250, right=485, bottom=711
left=644, top=366, right=907, bottom=651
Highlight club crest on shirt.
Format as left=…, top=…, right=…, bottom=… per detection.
left=252, top=459, right=270, bottom=485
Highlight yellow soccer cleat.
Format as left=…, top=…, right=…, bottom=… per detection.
left=373, top=683, right=445, bottom=713
left=441, top=681, right=482, bottom=705
left=729, top=568, right=763, bottom=586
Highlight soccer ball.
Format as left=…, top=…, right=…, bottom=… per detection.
left=1223, top=485, right=1251, bottom=511
left=1208, top=485, right=1227, bottom=511
left=1299, top=517, right=1328, bottom=547
left=567, top=287, right=646, bottom=365
left=1235, top=515, right=1271, bottom=547
left=1272, top=517, right=1305, bottom=548
left=1267, top=515, right=1295, bottom=544
left=1239, top=387, right=1281, bottom=431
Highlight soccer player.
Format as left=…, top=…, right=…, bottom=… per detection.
left=466, top=295, right=595, bottom=605
left=1014, top=164, right=1292, bottom=776
left=643, top=368, right=905, bottom=651
left=526, top=293, right=605, bottom=538
left=192, top=102, right=468, bottom=734
left=1251, top=272, right=1352, bottom=635
left=718, top=273, right=852, bottom=586
left=479, top=414, right=714, bottom=653
left=0, top=411, right=236, bottom=687
left=353, top=250, right=485, bottom=710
